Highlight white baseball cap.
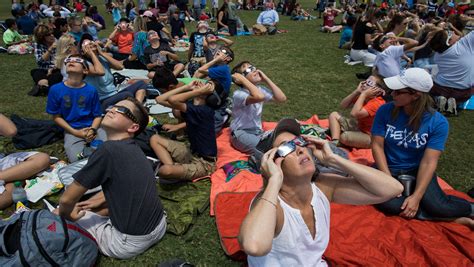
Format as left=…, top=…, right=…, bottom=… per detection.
left=142, top=10, right=154, bottom=17
left=383, top=68, right=433, bottom=93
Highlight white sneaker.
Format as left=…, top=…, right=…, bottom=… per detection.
left=447, top=97, right=457, bottom=116
left=436, top=96, right=447, bottom=112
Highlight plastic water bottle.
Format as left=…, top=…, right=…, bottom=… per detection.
left=77, top=140, right=103, bottom=160
left=12, top=181, right=28, bottom=205
left=90, top=140, right=103, bottom=151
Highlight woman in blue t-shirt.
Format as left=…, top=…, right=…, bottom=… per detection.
left=371, top=68, right=473, bottom=228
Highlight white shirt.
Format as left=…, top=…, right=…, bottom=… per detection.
left=248, top=183, right=331, bottom=267
left=374, top=45, right=405, bottom=78
left=434, top=31, right=474, bottom=89
left=230, top=85, right=273, bottom=132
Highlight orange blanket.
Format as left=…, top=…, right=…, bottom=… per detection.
left=215, top=189, right=474, bottom=265
left=326, top=189, right=474, bottom=266
left=212, top=116, right=474, bottom=265
left=210, top=116, right=373, bottom=215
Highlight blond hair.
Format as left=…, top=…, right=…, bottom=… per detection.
left=133, top=16, right=147, bottom=33
left=55, top=35, right=76, bottom=69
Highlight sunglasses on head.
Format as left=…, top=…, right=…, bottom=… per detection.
left=242, top=65, right=257, bottom=76
left=276, top=136, right=308, bottom=158
left=105, top=105, right=139, bottom=124
left=445, top=30, right=453, bottom=46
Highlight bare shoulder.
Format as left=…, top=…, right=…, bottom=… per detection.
left=314, top=172, right=348, bottom=202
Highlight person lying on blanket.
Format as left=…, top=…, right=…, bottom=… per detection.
left=371, top=68, right=474, bottom=228
left=150, top=79, right=227, bottom=182
left=238, top=118, right=403, bottom=266
left=229, top=61, right=287, bottom=154
left=328, top=75, right=388, bottom=149
left=56, top=97, right=167, bottom=259
left=0, top=114, right=50, bottom=210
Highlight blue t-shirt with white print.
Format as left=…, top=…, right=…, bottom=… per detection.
left=371, top=102, right=449, bottom=170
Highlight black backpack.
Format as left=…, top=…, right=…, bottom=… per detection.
left=10, top=114, right=64, bottom=149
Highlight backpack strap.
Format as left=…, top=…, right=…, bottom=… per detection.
left=59, top=216, right=69, bottom=253
left=32, top=210, right=60, bottom=267
left=17, top=212, right=30, bottom=267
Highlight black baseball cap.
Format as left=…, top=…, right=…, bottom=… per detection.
left=250, top=118, right=301, bottom=169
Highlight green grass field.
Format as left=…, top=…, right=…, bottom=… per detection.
left=1, top=1, right=473, bottom=265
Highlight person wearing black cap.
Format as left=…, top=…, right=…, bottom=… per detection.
left=239, top=118, right=403, bottom=266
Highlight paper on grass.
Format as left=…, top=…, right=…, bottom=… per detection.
left=26, top=179, right=56, bottom=203
left=145, top=99, right=172, bottom=115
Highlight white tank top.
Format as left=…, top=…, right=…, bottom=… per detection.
left=248, top=183, right=331, bottom=267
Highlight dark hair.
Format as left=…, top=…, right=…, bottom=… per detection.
left=54, top=17, right=68, bottom=28
left=34, top=24, right=53, bottom=44
left=346, top=15, right=357, bottom=27
left=53, top=11, right=61, bottom=17
left=79, top=33, right=94, bottom=54
left=372, top=35, right=388, bottom=52
left=218, top=3, right=228, bottom=14
left=5, top=18, right=16, bottom=28
left=221, top=46, right=234, bottom=63
left=448, top=14, right=466, bottom=32
left=152, top=66, right=178, bottom=90
left=119, top=17, right=130, bottom=23
left=87, top=6, right=98, bottom=15
left=206, top=79, right=228, bottom=109
left=384, top=14, right=406, bottom=33
left=66, top=54, right=89, bottom=71
left=429, top=30, right=450, bottom=53
left=231, top=61, right=251, bottom=74
left=124, top=97, right=149, bottom=136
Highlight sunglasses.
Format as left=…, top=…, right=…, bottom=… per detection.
left=64, top=57, right=87, bottom=68
left=105, top=105, right=139, bottom=124
left=392, top=89, right=415, bottom=96
left=276, top=136, right=307, bottom=158
left=445, top=30, right=453, bottom=46
left=242, top=65, right=257, bottom=76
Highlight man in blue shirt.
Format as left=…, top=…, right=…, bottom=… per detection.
left=256, top=2, right=279, bottom=34
left=16, top=9, right=37, bottom=35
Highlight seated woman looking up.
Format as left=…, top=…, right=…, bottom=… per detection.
left=239, top=118, right=403, bottom=266
left=372, top=68, right=474, bottom=228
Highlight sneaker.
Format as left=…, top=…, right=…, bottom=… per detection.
left=436, top=96, right=447, bottom=112
left=447, top=97, right=458, bottom=116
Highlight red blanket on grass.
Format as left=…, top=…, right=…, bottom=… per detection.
left=212, top=116, right=474, bottom=265
left=210, top=115, right=372, bottom=215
